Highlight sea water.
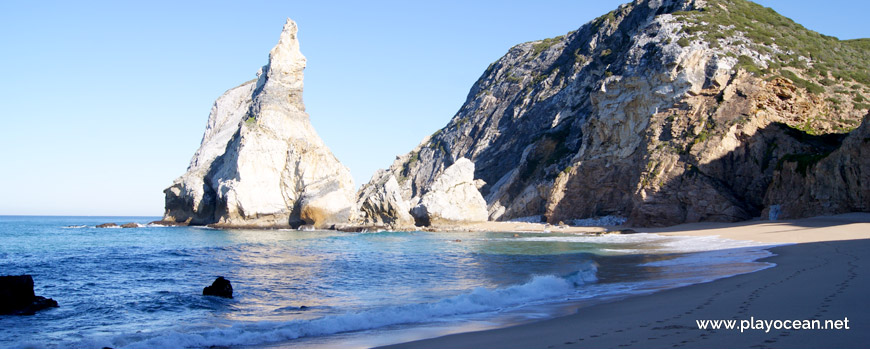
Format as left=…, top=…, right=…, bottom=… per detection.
left=0, top=216, right=778, bottom=348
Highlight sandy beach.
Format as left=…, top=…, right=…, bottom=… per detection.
left=384, top=213, right=870, bottom=348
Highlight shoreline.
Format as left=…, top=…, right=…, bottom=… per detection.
left=152, top=212, right=869, bottom=241
left=382, top=213, right=870, bottom=348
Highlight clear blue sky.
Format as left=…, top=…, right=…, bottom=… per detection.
left=0, top=1, right=866, bottom=216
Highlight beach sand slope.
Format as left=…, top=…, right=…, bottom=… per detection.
left=385, top=214, right=870, bottom=348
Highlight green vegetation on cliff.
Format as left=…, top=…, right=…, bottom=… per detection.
left=675, top=0, right=870, bottom=96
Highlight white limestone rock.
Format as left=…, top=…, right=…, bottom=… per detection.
left=356, top=170, right=414, bottom=227
left=410, top=158, right=488, bottom=226
left=163, top=19, right=355, bottom=229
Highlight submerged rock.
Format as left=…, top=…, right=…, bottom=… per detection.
left=96, top=223, right=118, bottom=228
left=203, top=277, right=233, bottom=299
left=0, top=275, right=58, bottom=315
left=163, top=19, right=355, bottom=229
left=120, top=223, right=139, bottom=228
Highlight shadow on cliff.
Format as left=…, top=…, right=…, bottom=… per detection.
left=629, top=121, right=849, bottom=227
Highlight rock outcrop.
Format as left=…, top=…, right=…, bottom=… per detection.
left=203, top=276, right=233, bottom=299
left=162, top=19, right=356, bottom=229
left=358, top=157, right=488, bottom=227
left=362, top=0, right=870, bottom=227
left=764, top=114, right=870, bottom=218
left=356, top=171, right=414, bottom=228
left=0, top=275, right=58, bottom=315
left=409, top=158, right=488, bottom=226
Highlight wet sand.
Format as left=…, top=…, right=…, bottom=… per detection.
left=384, top=213, right=870, bottom=348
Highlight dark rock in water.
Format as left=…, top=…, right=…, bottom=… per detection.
left=0, top=275, right=58, bottom=315
left=96, top=223, right=119, bottom=228
left=603, top=229, right=638, bottom=235
left=203, top=277, right=233, bottom=298
left=120, top=223, right=139, bottom=228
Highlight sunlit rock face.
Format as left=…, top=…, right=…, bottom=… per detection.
left=356, top=171, right=415, bottom=228
left=409, top=158, right=489, bottom=226
left=362, top=0, right=870, bottom=226
left=163, top=19, right=355, bottom=229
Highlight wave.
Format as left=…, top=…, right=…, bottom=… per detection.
left=639, top=245, right=781, bottom=267
left=507, top=215, right=544, bottom=223
left=64, top=262, right=598, bottom=349
left=498, top=232, right=777, bottom=254
left=571, top=215, right=627, bottom=226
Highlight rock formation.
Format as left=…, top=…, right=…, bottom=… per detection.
left=358, top=158, right=489, bottom=227
left=0, top=275, right=58, bottom=315
left=356, top=171, right=415, bottom=228
left=362, top=0, right=870, bottom=226
left=409, top=158, right=489, bottom=226
left=203, top=276, right=233, bottom=299
left=162, top=19, right=356, bottom=229
left=764, top=113, right=870, bottom=218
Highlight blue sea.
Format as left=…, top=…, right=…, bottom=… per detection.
left=0, top=216, right=777, bottom=348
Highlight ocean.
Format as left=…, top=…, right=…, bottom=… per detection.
left=0, top=216, right=777, bottom=348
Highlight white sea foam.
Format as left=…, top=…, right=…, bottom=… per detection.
left=503, top=232, right=780, bottom=255
left=66, top=263, right=598, bottom=349
left=507, top=215, right=544, bottom=223
left=571, top=215, right=627, bottom=226
left=640, top=247, right=777, bottom=267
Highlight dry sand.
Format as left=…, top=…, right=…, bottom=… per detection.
left=383, top=213, right=870, bottom=348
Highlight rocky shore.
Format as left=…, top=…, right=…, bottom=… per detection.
left=161, top=0, right=868, bottom=231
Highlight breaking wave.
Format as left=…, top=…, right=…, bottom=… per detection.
left=67, top=262, right=598, bottom=349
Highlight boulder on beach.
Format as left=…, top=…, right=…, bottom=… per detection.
left=203, top=277, right=233, bottom=298
left=0, top=275, right=58, bottom=315
left=410, top=158, right=489, bottom=226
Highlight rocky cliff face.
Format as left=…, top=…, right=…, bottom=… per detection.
left=361, top=0, right=870, bottom=226
left=163, top=19, right=356, bottom=228
left=764, top=113, right=870, bottom=219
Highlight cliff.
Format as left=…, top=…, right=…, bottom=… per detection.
left=162, top=19, right=356, bottom=229
left=360, top=0, right=870, bottom=227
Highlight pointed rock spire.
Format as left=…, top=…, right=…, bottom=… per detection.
left=162, top=19, right=356, bottom=228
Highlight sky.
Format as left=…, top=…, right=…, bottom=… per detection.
left=0, top=1, right=867, bottom=216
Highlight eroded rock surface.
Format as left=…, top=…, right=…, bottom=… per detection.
left=409, top=158, right=488, bottom=226
left=356, top=171, right=414, bottom=228
left=362, top=0, right=870, bottom=226
left=163, top=19, right=355, bottom=229
left=764, top=114, right=870, bottom=218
